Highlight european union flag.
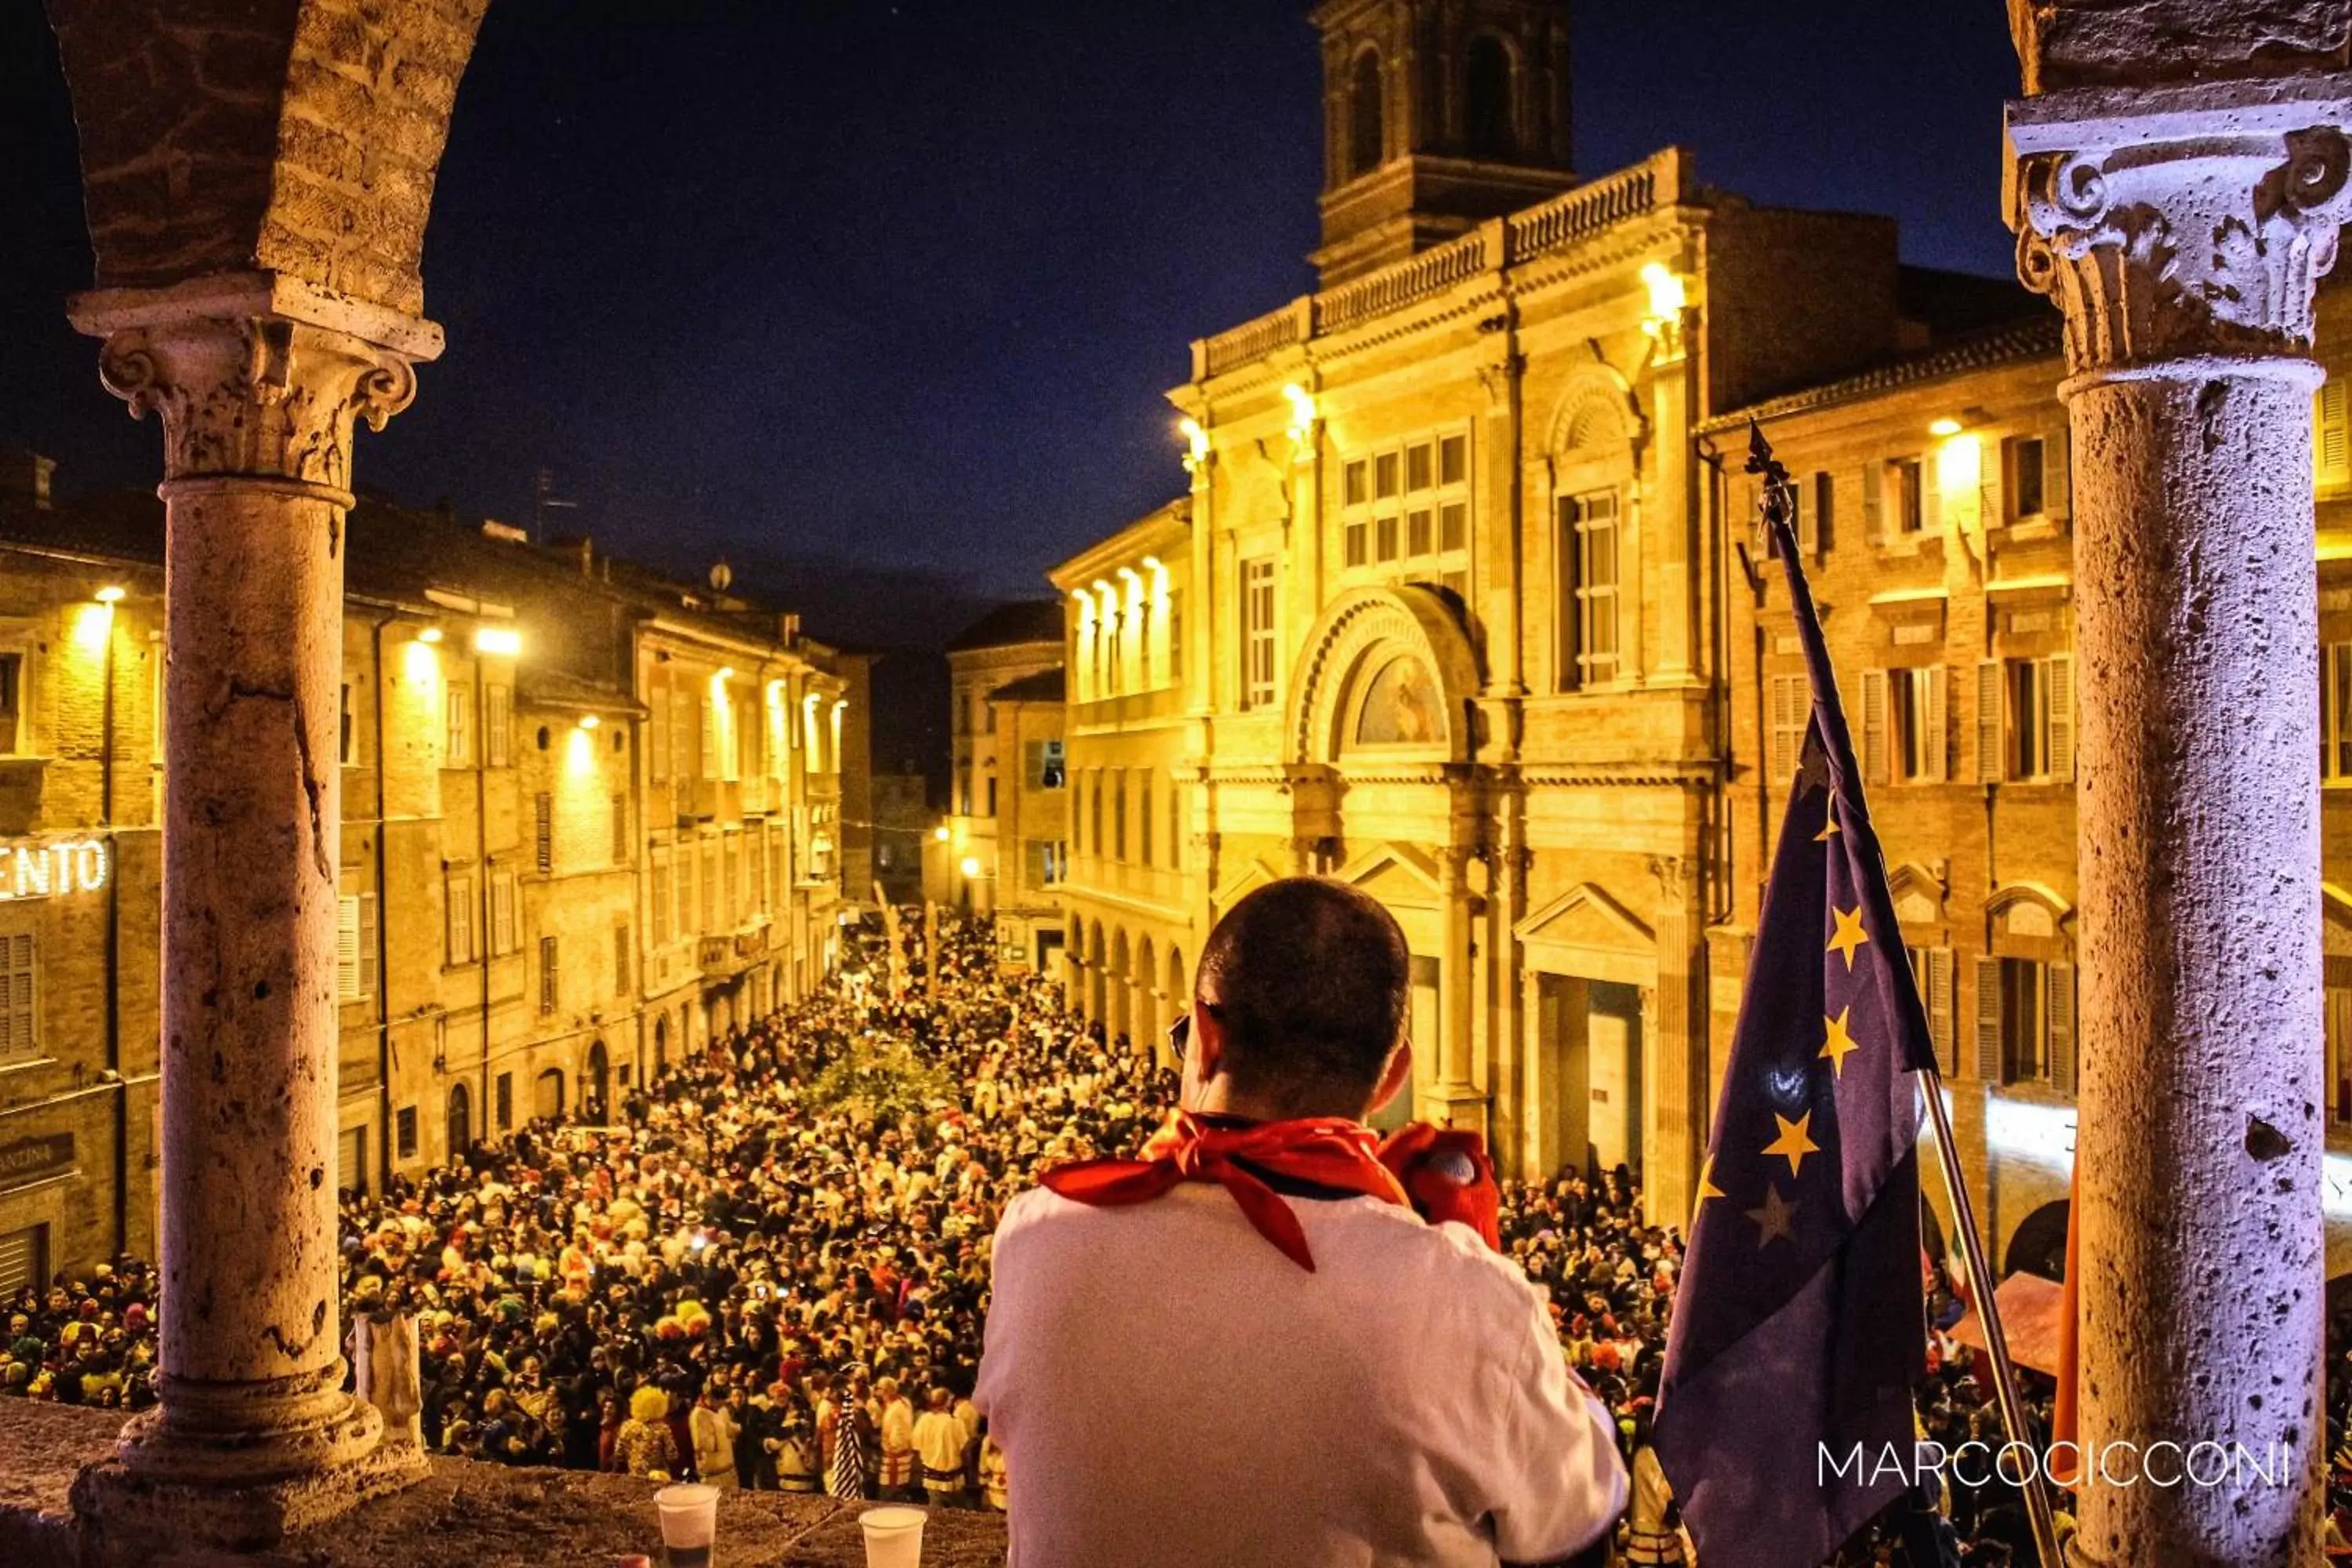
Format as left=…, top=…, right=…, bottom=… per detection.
left=1653, top=429, right=1928, bottom=1568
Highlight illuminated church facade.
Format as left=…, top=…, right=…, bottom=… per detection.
left=1053, top=0, right=2352, bottom=1268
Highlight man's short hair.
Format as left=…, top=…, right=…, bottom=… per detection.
left=1194, top=877, right=1410, bottom=1114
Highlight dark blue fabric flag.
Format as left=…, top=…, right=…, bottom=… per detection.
left=1653, top=448, right=1928, bottom=1568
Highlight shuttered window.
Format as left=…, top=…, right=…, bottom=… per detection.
left=1859, top=670, right=1889, bottom=786
left=2048, top=962, right=2078, bottom=1095
left=534, top=793, right=554, bottom=875
left=0, top=934, right=34, bottom=1061
left=539, top=935, right=560, bottom=1015
left=1973, top=956, right=2004, bottom=1082
left=445, top=684, right=473, bottom=767
left=336, top=1124, right=367, bottom=1196
left=1767, top=674, right=1808, bottom=788
left=1924, top=946, right=1957, bottom=1077
left=489, top=871, right=516, bottom=956
left=615, top=925, right=632, bottom=998
left=336, top=893, right=377, bottom=1000
left=649, top=672, right=670, bottom=783
left=485, top=683, right=511, bottom=767
left=2319, top=381, right=2350, bottom=485
left=445, top=875, right=474, bottom=966
left=1976, top=660, right=2005, bottom=784
left=0, top=1224, right=45, bottom=1301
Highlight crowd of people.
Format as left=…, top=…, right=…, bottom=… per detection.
left=5, top=909, right=2347, bottom=1563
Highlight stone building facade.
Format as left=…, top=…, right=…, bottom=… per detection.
left=1051, top=499, right=1196, bottom=1051
left=0, top=479, right=858, bottom=1290
left=1713, top=276, right=2352, bottom=1277
left=941, top=602, right=1065, bottom=929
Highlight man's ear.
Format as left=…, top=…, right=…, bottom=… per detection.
left=1188, top=1001, right=1228, bottom=1085
left=1367, top=1038, right=1414, bottom=1120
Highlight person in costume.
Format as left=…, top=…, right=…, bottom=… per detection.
left=975, top=876, right=1627, bottom=1568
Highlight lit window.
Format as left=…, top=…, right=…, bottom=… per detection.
left=1241, top=557, right=1277, bottom=710
left=1562, top=489, right=1620, bottom=687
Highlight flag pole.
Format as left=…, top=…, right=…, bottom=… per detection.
left=1747, top=425, right=2063, bottom=1568
left=1917, top=1066, right=2064, bottom=1567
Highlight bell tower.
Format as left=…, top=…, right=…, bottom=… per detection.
left=1310, top=0, right=1576, bottom=287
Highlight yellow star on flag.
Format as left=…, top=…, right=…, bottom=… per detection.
left=1694, top=1153, right=1726, bottom=1212
left=1814, top=805, right=1841, bottom=841
left=1747, top=1183, right=1798, bottom=1248
left=1827, top=904, right=1869, bottom=969
left=1762, top=1109, right=1819, bottom=1178
left=1819, top=1006, right=1861, bottom=1078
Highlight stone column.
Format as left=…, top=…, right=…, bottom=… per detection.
left=67, top=274, right=437, bottom=1549
left=2006, top=78, right=2352, bottom=1567
left=1431, top=838, right=1486, bottom=1131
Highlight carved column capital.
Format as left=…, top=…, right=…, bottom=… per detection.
left=68, top=270, right=440, bottom=493
left=2007, top=76, right=2352, bottom=382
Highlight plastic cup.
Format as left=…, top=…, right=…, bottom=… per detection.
left=655, top=1483, right=720, bottom=1568
left=858, top=1504, right=927, bottom=1568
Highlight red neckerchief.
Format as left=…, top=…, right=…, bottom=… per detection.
left=1041, top=1111, right=1505, bottom=1270
left=1040, top=1111, right=1410, bottom=1271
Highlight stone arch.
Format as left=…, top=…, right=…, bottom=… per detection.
left=1545, top=364, right=1646, bottom=464
left=2005, top=1199, right=2071, bottom=1281
left=1287, top=585, right=1480, bottom=766
left=1167, top=945, right=1188, bottom=1012
left=445, top=1081, right=470, bottom=1159
left=49, top=0, right=492, bottom=318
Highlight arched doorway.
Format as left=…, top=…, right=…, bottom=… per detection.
left=2005, top=1200, right=2071, bottom=1281
left=586, top=1040, right=611, bottom=1120
left=1163, top=946, right=1188, bottom=1067
left=445, top=1083, right=471, bottom=1159
left=654, top=1014, right=670, bottom=1078
left=534, top=1067, right=564, bottom=1123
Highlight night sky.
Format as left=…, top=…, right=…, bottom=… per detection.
left=0, top=1, right=2022, bottom=646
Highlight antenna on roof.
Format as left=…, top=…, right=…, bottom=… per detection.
left=532, top=466, right=579, bottom=544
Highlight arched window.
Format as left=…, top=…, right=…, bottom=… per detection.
left=445, top=1083, right=471, bottom=1158
left=1464, top=35, right=1513, bottom=158
left=1349, top=49, right=1385, bottom=178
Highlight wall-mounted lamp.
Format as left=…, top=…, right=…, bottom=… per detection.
left=1282, top=383, right=1316, bottom=445
left=93, top=585, right=125, bottom=605
left=417, top=626, right=444, bottom=644
left=474, top=626, right=522, bottom=658
left=1178, top=417, right=1210, bottom=471
left=579, top=713, right=601, bottom=731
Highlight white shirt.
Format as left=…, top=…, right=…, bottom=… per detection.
left=977, top=1182, right=1626, bottom=1568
